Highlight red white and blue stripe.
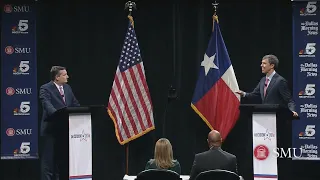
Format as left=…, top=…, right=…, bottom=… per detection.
left=69, top=174, right=92, bottom=180
left=254, top=174, right=278, bottom=179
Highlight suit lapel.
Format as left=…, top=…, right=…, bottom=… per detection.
left=264, top=73, right=278, bottom=99
left=260, top=77, right=265, bottom=100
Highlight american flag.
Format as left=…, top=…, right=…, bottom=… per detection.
left=107, top=18, right=155, bottom=145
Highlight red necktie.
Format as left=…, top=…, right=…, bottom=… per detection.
left=59, top=86, right=66, bottom=104
left=264, top=78, right=269, bottom=97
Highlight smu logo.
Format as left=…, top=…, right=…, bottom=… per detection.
left=6, top=128, right=32, bottom=136
left=6, top=87, right=32, bottom=96
left=5, top=46, right=31, bottom=54
left=5, top=46, right=14, bottom=54
left=3, top=5, right=31, bottom=13
left=6, top=128, right=15, bottom=136
left=254, top=144, right=269, bottom=161
left=4, top=5, right=12, bottom=13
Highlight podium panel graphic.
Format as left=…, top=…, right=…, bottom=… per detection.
left=252, top=113, right=278, bottom=180
left=69, top=113, right=92, bottom=180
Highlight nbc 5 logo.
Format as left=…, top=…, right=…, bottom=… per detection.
left=305, top=125, right=316, bottom=137
left=12, top=20, right=28, bottom=34
left=14, top=101, right=31, bottom=115
left=300, top=2, right=317, bottom=16
left=299, top=84, right=316, bottom=98
left=13, top=61, right=30, bottom=75
left=299, top=43, right=316, bottom=57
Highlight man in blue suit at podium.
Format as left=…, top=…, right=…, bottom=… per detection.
left=39, top=66, right=80, bottom=180
left=236, top=54, right=298, bottom=117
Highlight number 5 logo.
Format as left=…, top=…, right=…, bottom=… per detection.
left=305, top=84, right=316, bottom=95
left=19, top=61, right=30, bottom=72
left=305, top=125, right=316, bottom=136
left=20, top=142, right=31, bottom=154
left=18, top=20, right=28, bottom=32
left=20, top=102, right=30, bottom=113
left=306, top=2, right=317, bottom=14
left=305, top=43, right=316, bottom=55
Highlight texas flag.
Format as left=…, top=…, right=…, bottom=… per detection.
left=191, top=17, right=240, bottom=140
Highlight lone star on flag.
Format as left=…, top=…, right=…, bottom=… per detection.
left=201, top=53, right=219, bottom=76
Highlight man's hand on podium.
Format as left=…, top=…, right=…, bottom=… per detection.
left=292, top=111, right=298, bottom=117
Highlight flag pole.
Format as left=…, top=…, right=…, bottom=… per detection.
left=124, top=1, right=136, bottom=175
left=211, top=0, right=226, bottom=143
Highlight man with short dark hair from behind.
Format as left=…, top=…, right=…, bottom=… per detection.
left=39, top=66, right=80, bottom=180
left=189, top=130, right=238, bottom=180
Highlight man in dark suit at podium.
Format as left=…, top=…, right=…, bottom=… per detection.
left=236, top=54, right=298, bottom=117
left=39, top=66, right=80, bottom=180
left=189, top=130, right=238, bottom=180
left=236, top=55, right=297, bottom=180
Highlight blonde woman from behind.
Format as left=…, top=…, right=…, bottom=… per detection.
left=145, top=138, right=181, bottom=174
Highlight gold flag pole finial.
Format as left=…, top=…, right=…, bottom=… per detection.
left=125, top=1, right=137, bottom=27
left=212, top=1, right=219, bottom=23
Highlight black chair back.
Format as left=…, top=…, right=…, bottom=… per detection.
left=136, top=169, right=181, bottom=180
left=195, top=169, right=240, bottom=180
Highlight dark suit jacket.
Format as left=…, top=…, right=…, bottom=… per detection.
left=245, top=72, right=295, bottom=112
left=145, top=159, right=181, bottom=175
left=39, top=81, right=80, bottom=136
left=189, top=147, right=237, bottom=180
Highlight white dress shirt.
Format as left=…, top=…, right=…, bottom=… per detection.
left=53, top=82, right=64, bottom=95
left=265, top=70, right=276, bottom=88
left=243, top=70, right=276, bottom=97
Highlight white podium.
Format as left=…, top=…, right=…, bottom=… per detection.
left=69, top=111, right=92, bottom=180
left=240, top=104, right=296, bottom=180
left=49, top=107, right=94, bottom=180
left=252, top=112, right=278, bottom=180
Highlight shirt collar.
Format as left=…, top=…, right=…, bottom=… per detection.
left=53, top=82, right=63, bottom=90
left=266, top=70, right=276, bottom=80
left=209, top=146, right=222, bottom=151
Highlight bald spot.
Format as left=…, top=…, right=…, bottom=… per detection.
left=208, top=130, right=221, bottom=143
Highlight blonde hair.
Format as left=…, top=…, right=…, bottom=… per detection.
left=154, top=138, right=175, bottom=169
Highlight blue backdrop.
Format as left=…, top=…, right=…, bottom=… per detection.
left=292, top=1, right=320, bottom=160
left=1, top=4, right=38, bottom=159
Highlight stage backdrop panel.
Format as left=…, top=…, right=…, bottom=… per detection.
left=1, top=4, right=38, bottom=159
left=292, top=1, right=320, bottom=160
